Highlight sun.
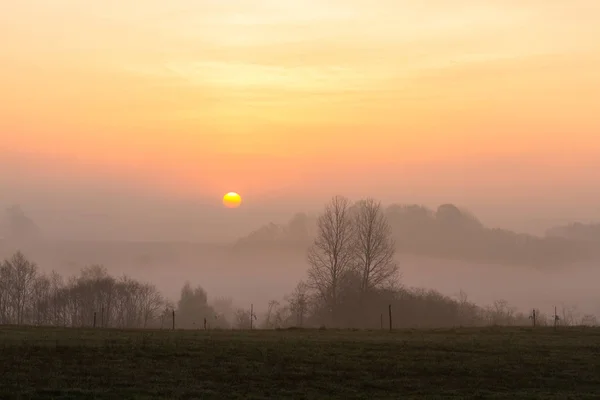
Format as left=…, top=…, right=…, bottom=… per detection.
left=223, top=192, right=242, bottom=208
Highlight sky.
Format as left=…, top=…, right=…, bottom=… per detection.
left=1, top=0, right=600, bottom=239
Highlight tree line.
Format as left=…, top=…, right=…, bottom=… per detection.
left=0, top=252, right=165, bottom=328
left=1, top=196, right=596, bottom=329
left=0, top=252, right=241, bottom=329
left=547, top=221, right=600, bottom=242
left=265, top=197, right=524, bottom=329
left=259, top=196, right=597, bottom=329
left=235, top=202, right=596, bottom=267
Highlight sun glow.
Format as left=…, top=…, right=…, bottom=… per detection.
left=223, top=192, right=242, bottom=208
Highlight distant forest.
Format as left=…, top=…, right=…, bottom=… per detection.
left=546, top=222, right=600, bottom=242
left=1, top=198, right=599, bottom=330
left=1, top=249, right=593, bottom=330
left=1, top=203, right=599, bottom=268
left=235, top=203, right=599, bottom=267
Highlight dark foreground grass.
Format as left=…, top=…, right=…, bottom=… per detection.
left=1, top=326, right=600, bottom=399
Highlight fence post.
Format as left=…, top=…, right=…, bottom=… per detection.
left=204, top=317, right=207, bottom=330
left=388, top=304, right=392, bottom=332
left=172, top=310, right=175, bottom=330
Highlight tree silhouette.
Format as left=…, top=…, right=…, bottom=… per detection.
left=307, top=196, right=355, bottom=326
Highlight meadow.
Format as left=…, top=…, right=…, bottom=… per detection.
left=1, top=326, right=599, bottom=399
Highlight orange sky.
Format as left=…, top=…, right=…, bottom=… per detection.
left=2, top=0, right=600, bottom=206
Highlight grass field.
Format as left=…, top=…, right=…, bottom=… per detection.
left=1, top=326, right=600, bottom=399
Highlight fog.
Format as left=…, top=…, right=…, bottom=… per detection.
left=3, top=152, right=600, bottom=324
left=1, top=189, right=600, bottom=325
left=3, top=149, right=600, bottom=242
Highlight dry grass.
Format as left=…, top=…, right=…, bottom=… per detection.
left=1, top=326, right=600, bottom=399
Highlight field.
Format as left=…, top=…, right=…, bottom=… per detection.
left=1, top=326, right=600, bottom=399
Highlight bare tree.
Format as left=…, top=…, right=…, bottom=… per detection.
left=486, top=299, right=517, bottom=326
left=4, top=252, right=38, bottom=324
left=0, top=261, right=10, bottom=324
left=352, top=198, right=399, bottom=296
left=31, top=273, right=51, bottom=326
left=263, top=300, right=287, bottom=329
left=286, top=281, right=310, bottom=327
left=160, top=301, right=175, bottom=329
left=48, top=271, right=65, bottom=326
left=561, top=304, right=580, bottom=327
left=138, top=283, right=164, bottom=328
left=234, top=307, right=255, bottom=329
left=455, top=290, right=470, bottom=326
left=307, top=195, right=355, bottom=326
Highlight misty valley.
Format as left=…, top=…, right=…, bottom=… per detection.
left=1, top=200, right=599, bottom=330
left=2, top=199, right=600, bottom=398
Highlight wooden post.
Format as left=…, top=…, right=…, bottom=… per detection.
left=93, top=312, right=97, bottom=328
left=172, top=310, right=175, bottom=330
left=388, top=304, right=392, bottom=332
left=250, top=304, right=253, bottom=330
left=203, top=317, right=207, bottom=330
left=532, top=309, right=536, bottom=327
